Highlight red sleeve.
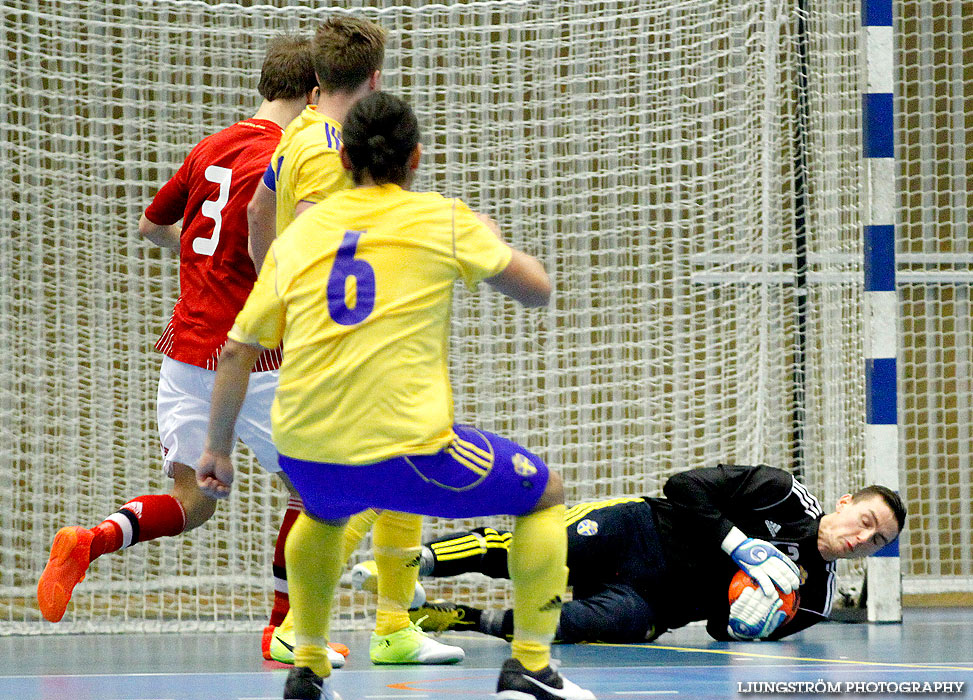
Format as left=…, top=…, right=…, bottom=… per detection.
left=144, top=158, right=191, bottom=225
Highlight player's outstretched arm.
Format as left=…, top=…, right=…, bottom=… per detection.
left=485, top=248, right=551, bottom=308
left=198, top=339, right=262, bottom=499
left=475, top=211, right=550, bottom=307
left=139, top=213, right=181, bottom=252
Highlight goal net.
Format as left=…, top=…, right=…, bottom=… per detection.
left=0, top=0, right=959, bottom=634
left=897, top=0, right=972, bottom=599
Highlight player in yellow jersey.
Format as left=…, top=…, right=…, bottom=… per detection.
left=248, top=15, right=379, bottom=272
left=245, top=17, right=448, bottom=669
left=199, top=92, right=595, bottom=700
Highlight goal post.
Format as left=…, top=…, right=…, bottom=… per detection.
left=1, top=0, right=967, bottom=635
left=862, top=0, right=901, bottom=623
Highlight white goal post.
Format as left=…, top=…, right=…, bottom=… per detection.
left=0, top=0, right=967, bottom=635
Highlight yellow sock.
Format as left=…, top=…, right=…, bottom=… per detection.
left=277, top=608, right=293, bottom=633
left=272, top=510, right=377, bottom=641
left=372, top=510, right=423, bottom=636
left=509, top=504, right=568, bottom=672
left=285, top=513, right=346, bottom=678
left=294, top=644, right=330, bottom=676
left=341, top=508, right=380, bottom=561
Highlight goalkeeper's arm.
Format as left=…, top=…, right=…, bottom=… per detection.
left=662, top=465, right=789, bottom=547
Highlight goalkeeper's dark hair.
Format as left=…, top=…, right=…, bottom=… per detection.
left=853, top=485, right=907, bottom=534
left=342, top=92, right=419, bottom=186
left=258, top=34, right=318, bottom=101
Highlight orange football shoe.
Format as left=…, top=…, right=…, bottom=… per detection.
left=37, top=526, right=94, bottom=623
left=261, top=625, right=276, bottom=660
left=328, top=641, right=350, bottom=657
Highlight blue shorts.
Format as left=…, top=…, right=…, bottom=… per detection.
left=278, top=425, right=550, bottom=520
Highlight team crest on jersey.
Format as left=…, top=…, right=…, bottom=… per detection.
left=765, top=519, right=781, bottom=536
left=799, top=566, right=808, bottom=585
left=576, top=519, right=598, bottom=536
left=512, top=453, right=537, bottom=477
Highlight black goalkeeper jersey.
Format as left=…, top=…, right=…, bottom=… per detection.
left=654, top=464, right=835, bottom=639
left=425, top=464, right=837, bottom=643
left=563, top=464, right=836, bottom=640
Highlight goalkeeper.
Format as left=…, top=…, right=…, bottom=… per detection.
left=363, top=465, right=904, bottom=644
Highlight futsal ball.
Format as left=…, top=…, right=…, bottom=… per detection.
left=728, top=569, right=799, bottom=623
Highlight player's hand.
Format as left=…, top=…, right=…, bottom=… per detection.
left=196, top=449, right=234, bottom=499
left=727, top=586, right=788, bottom=640
left=722, top=527, right=800, bottom=596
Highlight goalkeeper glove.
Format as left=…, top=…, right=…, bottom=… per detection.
left=727, top=586, right=788, bottom=640
left=721, top=526, right=800, bottom=596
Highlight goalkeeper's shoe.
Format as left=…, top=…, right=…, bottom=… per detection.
left=369, top=621, right=465, bottom=664
left=268, top=625, right=346, bottom=668
left=409, top=600, right=479, bottom=633
left=350, top=560, right=426, bottom=609
left=37, top=526, right=94, bottom=623
left=283, top=666, right=341, bottom=700
left=496, top=658, right=596, bottom=700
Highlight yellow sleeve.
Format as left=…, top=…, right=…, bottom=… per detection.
left=228, top=246, right=286, bottom=349
left=450, top=199, right=513, bottom=289
left=292, top=150, right=350, bottom=205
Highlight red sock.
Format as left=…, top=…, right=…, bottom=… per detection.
left=268, top=496, right=303, bottom=627
left=90, top=495, right=187, bottom=559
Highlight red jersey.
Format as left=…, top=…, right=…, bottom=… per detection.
left=145, top=119, right=282, bottom=371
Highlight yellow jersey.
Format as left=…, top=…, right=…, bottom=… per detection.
left=267, top=105, right=353, bottom=234
left=229, top=184, right=513, bottom=464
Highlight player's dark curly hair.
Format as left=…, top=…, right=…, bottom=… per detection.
left=342, top=91, right=419, bottom=186
left=853, top=484, right=907, bottom=534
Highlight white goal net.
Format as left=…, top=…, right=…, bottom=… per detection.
left=0, top=0, right=963, bottom=635
left=897, top=0, right=972, bottom=599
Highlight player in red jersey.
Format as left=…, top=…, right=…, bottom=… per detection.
left=36, top=35, right=325, bottom=645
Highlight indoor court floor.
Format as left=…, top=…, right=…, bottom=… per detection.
left=1, top=608, right=970, bottom=699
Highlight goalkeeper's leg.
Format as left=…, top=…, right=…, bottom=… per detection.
left=352, top=525, right=512, bottom=600
left=426, top=527, right=513, bottom=578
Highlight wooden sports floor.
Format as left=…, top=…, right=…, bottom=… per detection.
left=1, top=609, right=970, bottom=699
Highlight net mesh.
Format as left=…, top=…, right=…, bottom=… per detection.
left=897, top=0, right=972, bottom=595
left=0, top=0, right=957, bottom=634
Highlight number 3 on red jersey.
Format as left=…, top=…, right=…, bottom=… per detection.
left=193, top=165, right=232, bottom=256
